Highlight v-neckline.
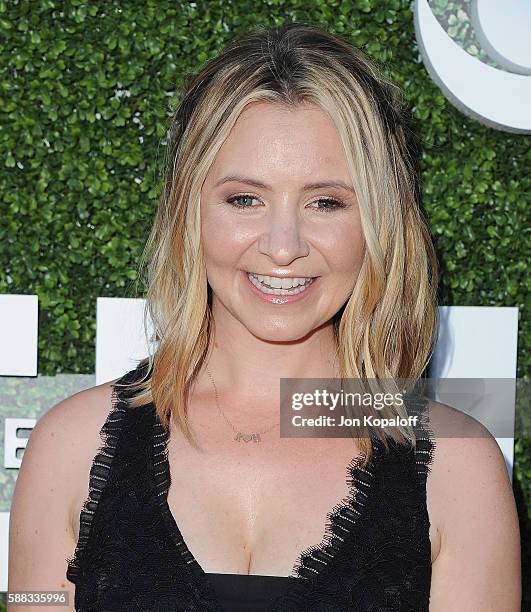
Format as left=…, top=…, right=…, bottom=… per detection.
left=149, top=407, right=381, bottom=606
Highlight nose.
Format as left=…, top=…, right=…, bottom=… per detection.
left=257, top=203, right=310, bottom=265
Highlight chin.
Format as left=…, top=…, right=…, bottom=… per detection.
left=245, top=318, right=319, bottom=343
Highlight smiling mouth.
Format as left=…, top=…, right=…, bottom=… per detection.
left=246, top=271, right=316, bottom=295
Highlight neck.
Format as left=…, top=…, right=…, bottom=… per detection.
left=202, top=307, right=340, bottom=403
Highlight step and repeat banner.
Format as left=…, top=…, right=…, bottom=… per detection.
left=0, top=0, right=529, bottom=597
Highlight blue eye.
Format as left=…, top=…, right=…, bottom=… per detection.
left=226, top=194, right=259, bottom=209
left=225, top=194, right=347, bottom=212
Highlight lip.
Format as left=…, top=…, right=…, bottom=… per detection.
left=241, top=270, right=319, bottom=304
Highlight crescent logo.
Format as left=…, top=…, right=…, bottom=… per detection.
left=414, top=0, right=531, bottom=134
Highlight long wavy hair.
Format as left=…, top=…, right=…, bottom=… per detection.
left=118, top=22, right=439, bottom=466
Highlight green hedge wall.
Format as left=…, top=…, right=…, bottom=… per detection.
left=0, top=0, right=528, bottom=605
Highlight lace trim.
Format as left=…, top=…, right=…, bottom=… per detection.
left=151, top=412, right=380, bottom=585
left=289, top=435, right=380, bottom=580
left=149, top=414, right=241, bottom=611
left=65, top=380, right=129, bottom=584
left=286, top=394, right=435, bottom=583
left=151, top=418, right=204, bottom=571
left=408, top=394, right=437, bottom=485
left=151, top=412, right=383, bottom=578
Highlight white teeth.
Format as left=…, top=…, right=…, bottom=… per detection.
left=247, top=272, right=315, bottom=295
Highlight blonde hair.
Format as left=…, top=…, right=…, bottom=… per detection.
left=120, top=22, right=439, bottom=466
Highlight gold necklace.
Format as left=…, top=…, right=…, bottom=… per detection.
left=205, top=365, right=279, bottom=443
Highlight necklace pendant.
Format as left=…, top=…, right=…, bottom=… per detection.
left=234, top=432, right=261, bottom=443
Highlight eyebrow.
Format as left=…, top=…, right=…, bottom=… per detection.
left=213, top=174, right=357, bottom=195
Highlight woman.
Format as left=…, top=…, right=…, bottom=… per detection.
left=9, top=23, right=520, bottom=611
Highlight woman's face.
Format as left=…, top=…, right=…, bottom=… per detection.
left=200, top=101, right=365, bottom=342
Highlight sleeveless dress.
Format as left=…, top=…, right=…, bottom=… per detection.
left=66, top=362, right=436, bottom=611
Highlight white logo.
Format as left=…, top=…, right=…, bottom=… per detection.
left=414, top=0, right=531, bottom=133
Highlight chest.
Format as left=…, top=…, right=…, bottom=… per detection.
left=163, top=429, right=441, bottom=578
left=69, top=403, right=436, bottom=611
left=166, top=429, right=371, bottom=576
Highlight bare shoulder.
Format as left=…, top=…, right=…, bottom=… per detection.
left=47, top=379, right=122, bottom=533
left=41, top=378, right=118, bottom=432
left=30, top=379, right=118, bottom=484
left=18, top=378, right=120, bottom=535
left=8, top=378, right=121, bottom=604
left=425, top=398, right=514, bottom=507
left=424, top=399, right=521, bottom=611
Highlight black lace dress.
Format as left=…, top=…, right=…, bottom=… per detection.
left=66, top=362, right=436, bottom=611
